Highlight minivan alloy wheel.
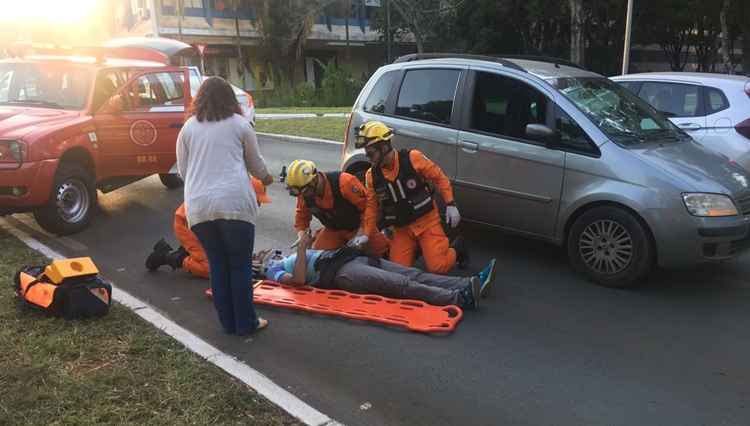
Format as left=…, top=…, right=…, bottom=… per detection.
left=579, top=219, right=633, bottom=275
left=55, top=178, right=90, bottom=224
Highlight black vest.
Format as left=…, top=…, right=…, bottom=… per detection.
left=372, top=149, right=434, bottom=227
left=304, top=172, right=361, bottom=231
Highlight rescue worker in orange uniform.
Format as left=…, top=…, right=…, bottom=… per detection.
left=285, top=159, right=389, bottom=257
left=146, top=177, right=271, bottom=277
left=356, top=121, right=467, bottom=274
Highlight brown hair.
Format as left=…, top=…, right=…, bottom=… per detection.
left=191, top=76, right=242, bottom=122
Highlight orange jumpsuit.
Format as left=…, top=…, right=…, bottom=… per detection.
left=364, top=150, right=456, bottom=274
left=295, top=172, right=389, bottom=257
left=174, top=177, right=270, bottom=279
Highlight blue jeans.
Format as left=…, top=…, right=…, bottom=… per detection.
left=191, top=220, right=259, bottom=335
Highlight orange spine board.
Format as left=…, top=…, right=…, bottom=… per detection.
left=207, top=280, right=463, bottom=333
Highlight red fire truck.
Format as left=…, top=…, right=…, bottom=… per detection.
left=0, top=38, right=198, bottom=235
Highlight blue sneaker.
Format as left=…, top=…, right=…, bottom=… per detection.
left=459, top=276, right=480, bottom=310
left=477, top=258, right=497, bottom=298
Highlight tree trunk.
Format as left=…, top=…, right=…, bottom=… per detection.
left=234, top=2, right=245, bottom=88
left=569, top=0, right=585, bottom=65
left=719, top=0, right=734, bottom=74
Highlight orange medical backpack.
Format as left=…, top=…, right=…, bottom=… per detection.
left=14, top=257, right=112, bottom=319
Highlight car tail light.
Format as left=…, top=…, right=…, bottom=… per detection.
left=736, top=118, right=750, bottom=141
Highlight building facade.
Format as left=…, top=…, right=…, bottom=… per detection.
left=112, top=0, right=410, bottom=91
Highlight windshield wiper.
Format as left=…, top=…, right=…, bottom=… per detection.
left=643, top=128, right=683, bottom=142
left=0, top=100, right=65, bottom=109
left=607, top=130, right=645, bottom=144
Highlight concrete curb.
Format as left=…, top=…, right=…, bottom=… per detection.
left=0, top=218, right=341, bottom=426
left=257, top=132, right=343, bottom=146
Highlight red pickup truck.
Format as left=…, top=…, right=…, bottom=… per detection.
left=0, top=38, right=197, bottom=235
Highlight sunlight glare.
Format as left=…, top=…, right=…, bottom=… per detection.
left=0, top=0, right=99, bottom=23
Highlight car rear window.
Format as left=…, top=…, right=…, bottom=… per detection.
left=395, top=69, right=460, bottom=125
left=705, top=87, right=730, bottom=114
left=364, top=70, right=397, bottom=114
left=638, top=82, right=701, bottom=117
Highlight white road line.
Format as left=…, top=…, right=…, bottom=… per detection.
left=257, top=132, right=343, bottom=146
left=0, top=218, right=340, bottom=426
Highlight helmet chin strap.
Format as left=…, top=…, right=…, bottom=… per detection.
left=371, top=142, right=393, bottom=168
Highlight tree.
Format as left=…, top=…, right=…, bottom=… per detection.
left=736, top=0, right=750, bottom=74
left=719, top=0, right=734, bottom=73
left=585, top=0, right=627, bottom=75
left=385, top=0, right=465, bottom=53
left=689, top=0, right=721, bottom=72
left=638, top=0, right=693, bottom=71
left=251, top=0, right=338, bottom=84
left=569, top=0, right=586, bottom=65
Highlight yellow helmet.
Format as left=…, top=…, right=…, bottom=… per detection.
left=355, top=121, right=393, bottom=149
left=285, top=159, right=317, bottom=188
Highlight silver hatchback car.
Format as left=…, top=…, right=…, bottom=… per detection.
left=341, top=54, right=750, bottom=287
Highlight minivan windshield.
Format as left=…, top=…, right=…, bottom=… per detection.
left=550, top=77, right=685, bottom=146
left=0, top=62, right=92, bottom=110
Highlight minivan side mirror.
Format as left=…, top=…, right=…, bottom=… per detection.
left=525, top=124, right=558, bottom=148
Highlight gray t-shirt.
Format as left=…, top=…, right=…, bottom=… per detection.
left=176, top=114, right=269, bottom=228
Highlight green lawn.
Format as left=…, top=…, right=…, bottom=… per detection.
left=256, top=117, right=348, bottom=142
left=0, top=230, right=300, bottom=426
left=255, top=107, right=351, bottom=115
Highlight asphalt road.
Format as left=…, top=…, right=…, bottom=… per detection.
left=6, top=135, right=750, bottom=426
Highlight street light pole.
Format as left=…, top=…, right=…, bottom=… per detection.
left=386, top=0, right=392, bottom=63
left=622, top=0, right=634, bottom=75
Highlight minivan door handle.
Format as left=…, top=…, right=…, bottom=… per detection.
left=459, top=140, right=479, bottom=153
left=678, top=122, right=702, bottom=130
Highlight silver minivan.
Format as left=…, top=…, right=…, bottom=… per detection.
left=341, top=54, right=750, bottom=287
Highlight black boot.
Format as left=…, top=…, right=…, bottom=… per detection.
left=451, top=236, right=470, bottom=269
left=166, top=246, right=189, bottom=270
left=146, top=238, right=175, bottom=271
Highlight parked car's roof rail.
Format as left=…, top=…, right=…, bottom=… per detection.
left=499, top=55, right=585, bottom=70
left=394, top=53, right=526, bottom=72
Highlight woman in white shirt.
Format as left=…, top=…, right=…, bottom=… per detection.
left=177, top=77, right=273, bottom=335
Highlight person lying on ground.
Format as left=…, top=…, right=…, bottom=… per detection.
left=263, top=229, right=497, bottom=310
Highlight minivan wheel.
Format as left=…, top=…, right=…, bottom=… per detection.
left=34, top=163, right=97, bottom=236
left=159, top=173, right=183, bottom=189
left=567, top=206, right=653, bottom=288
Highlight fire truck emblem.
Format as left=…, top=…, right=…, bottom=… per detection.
left=129, top=120, right=158, bottom=147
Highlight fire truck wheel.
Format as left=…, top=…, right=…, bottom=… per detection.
left=34, top=163, right=97, bottom=236
left=159, top=173, right=183, bottom=189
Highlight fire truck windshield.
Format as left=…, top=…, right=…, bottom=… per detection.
left=0, top=62, right=93, bottom=110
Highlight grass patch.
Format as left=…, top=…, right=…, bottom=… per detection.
left=256, top=117, right=347, bottom=142
left=0, top=230, right=301, bottom=426
left=255, top=107, right=351, bottom=115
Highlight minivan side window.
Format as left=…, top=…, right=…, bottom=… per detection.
left=364, top=70, right=397, bottom=114
left=556, top=106, right=597, bottom=154
left=637, top=82, right=701, bottom=117
left=395, top=69, right=460, bottom=125
left=469, top=71, right=547, bottom=141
